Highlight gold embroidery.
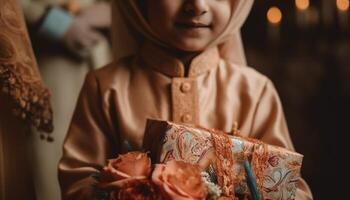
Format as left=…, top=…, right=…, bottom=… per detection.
left=0, top=0, right=53, bottom=137
left=251, top=144, right=269, bottom=199
left=209, top=129, right=237, bottom=199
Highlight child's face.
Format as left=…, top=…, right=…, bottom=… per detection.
left=147, top=0, right=233, bottom=52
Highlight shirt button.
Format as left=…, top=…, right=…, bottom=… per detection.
left=181, top=82, right=191, bottom=93
left=181, top=114, right=192, bottom=123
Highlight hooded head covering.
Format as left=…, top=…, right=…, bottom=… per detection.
left=111, top=0, right=254, bottom=65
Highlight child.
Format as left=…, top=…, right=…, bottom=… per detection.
left=58, top=0, right=313, bottom=199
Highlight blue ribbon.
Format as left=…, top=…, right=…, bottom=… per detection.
left=243, top=160, right=262, bottom=200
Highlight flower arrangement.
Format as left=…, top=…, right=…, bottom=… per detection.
left=92, top=151, right=225, bottom=200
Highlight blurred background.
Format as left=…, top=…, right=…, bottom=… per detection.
left=242, top=0, right=349, bottom=199
left=19, top=0, right=347, bottom=199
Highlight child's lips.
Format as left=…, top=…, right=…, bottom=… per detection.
left=174, top=21, right=212, bottom=37
left=175, top=21, right=212, bottom=29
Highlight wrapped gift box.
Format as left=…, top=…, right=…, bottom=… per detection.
left=143, top=119, right=303, bottom=200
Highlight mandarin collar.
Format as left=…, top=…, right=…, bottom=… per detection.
left=139, top=42, right=220, bottom=78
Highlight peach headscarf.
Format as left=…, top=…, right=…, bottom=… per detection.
left=111, top=0, right=254, bottom=65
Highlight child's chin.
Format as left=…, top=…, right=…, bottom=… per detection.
left=170, top=40, right=210, bottom=53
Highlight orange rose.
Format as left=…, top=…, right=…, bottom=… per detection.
left=152, top=160, right=207, bottom=200
left=111, top=179, right=165, bottom=200
left=98, top=151, right=152, bottom=189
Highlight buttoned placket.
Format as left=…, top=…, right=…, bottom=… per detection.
left=171, top=78, right=199, bottom=124
left=140, top=42, right=220, bottom=125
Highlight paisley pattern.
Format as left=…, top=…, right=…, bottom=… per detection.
left=0, top=0, right=53, bottom=135
left=158, top=122, right=303, bottom=200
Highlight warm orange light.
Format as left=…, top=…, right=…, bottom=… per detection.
left=267, top=7, right=282, bottom=24
left=337, top=0, right=350, bottom=11
left=295, top=0, right=310, bottom=10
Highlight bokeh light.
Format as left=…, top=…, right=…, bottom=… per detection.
left=337, top=0, right=350, bottom=11
left=295, top=0, right=310, bottom=10
left=267, top=6, right=282, bottom=24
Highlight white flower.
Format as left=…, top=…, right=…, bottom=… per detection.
left=201, top=172, right=222, bottom=200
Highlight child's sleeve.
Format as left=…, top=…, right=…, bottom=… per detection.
left=58, top=72, right=120, bottom=200
left=250, top=79, right=313, bottom=200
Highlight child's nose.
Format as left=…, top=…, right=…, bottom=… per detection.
left=184, top=0, right=209, bottom=16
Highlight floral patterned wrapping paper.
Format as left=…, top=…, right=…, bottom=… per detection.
left=143, top=119, right=303, bottom=200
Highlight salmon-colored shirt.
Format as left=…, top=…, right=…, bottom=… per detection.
left=58, top=42, right=313, bottom=199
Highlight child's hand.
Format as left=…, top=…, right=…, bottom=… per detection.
left=198, top=149, right=216, bottom=170
left=63, top=17, right=102, bottom=57
left=62, top=2, right=110, bottom=57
